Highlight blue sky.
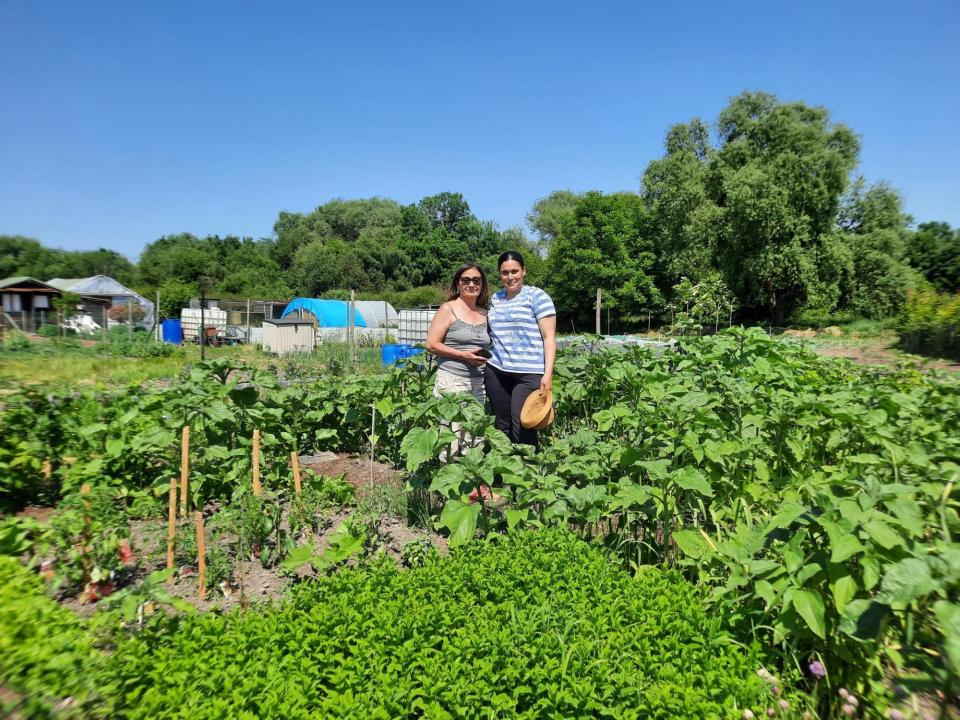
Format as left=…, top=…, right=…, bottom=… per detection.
left=1, top=0, right=958, bottom=259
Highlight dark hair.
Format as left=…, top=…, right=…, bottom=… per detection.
left=448, top=263, right=490, bottom=308
left=497, top=251, right=525, bottom=269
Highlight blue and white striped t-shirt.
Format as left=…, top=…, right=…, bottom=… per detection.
left=488, top=285, right=556, bottom=374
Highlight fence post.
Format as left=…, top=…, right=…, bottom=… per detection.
left=595, top=288, right=601, bottom=336
left=127, top=297, right=133, bottom=342
left=245, top=299, right=251, bottom=344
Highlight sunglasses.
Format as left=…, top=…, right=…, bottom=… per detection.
left=459, top=276, right=483, bottom=286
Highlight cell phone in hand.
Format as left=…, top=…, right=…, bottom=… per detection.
left=476, top=348, right=492, bottom=359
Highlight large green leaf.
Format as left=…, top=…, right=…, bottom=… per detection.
left=877, top=558, right=938, bottom=605
left=428, top=464, right=467, bottom=497
left=436, top=500, right=481, bottom=548
left=831, top=574, right=858, bottom=614
left=863, top=519, right=903, bottom=550
left=840, top=599, right=888, bottom=640
left=830, top=534, right=864, bottom=564
left=933, top=601, right=960, bottom=672
left=791, top=589, right=826, bottom=639
left=673, top=529, right=710, bottom=558
left=672, top=468, right=713, bottom=497
left=400, top=427, right=439, bottom=472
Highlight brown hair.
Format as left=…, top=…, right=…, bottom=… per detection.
left=448, top=263, right=490, bottom=308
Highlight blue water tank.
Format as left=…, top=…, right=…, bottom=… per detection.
left=401, top=346, right=425, bottom=360
left=381, top=343, right=407, bottom=365
left=161, top=319, right=183, bottom=345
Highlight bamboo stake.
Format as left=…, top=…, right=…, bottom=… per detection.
left=194, top=511, right=206, bottom=601
left=252, top=429, right=262, bottom=496
left=179, top=426, right=190, bottom=516
left=291, top=450, right=301, bottom=496
left=166, top=477, right=177, bottom=578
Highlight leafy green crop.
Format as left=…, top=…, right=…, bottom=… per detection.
left=98, top=530, right=769, bottom=719
left=0, top=556, right=101, bottom=717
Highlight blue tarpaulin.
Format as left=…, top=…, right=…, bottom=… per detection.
left=280, top=298, right=367, bottom=328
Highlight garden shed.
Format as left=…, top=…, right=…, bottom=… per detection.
left=47, top=275, right=154, bottom=328
left=261, top=318, right=316, bottom=355
left=0, top=277, right=61, bottom=332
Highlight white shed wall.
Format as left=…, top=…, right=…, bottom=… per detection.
left=262, top=322, right=315, bottom=356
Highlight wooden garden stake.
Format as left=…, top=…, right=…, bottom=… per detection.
left=291, top=450, right=301, bottom=496
left=194, top=511, right=206, bottom=601
left=166, top=477, right=178, bottom=579
left=80, top=483, right=92, bottom=588
left=179, top=426, right=190, bottom=516
left=252, top=429, right=262, bottom=496
left=369, top=402, right=376, bottom=490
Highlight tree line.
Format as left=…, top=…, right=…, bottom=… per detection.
left=2, top=91, right=956, bottom=325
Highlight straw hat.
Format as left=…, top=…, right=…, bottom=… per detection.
left=520, top=389, right=554, bottom=429
left=533, top=404, right=555, bottom=430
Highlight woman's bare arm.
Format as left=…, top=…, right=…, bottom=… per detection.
left=538, top=314, right=557, bottom=392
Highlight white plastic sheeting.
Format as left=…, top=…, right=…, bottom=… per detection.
left=352, top=300, right=399, bottom=329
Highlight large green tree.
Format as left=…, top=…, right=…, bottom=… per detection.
left=547, top=192, right=661, bottom=329
left=0, top=235, right=135, bottom=284
left=836, top=181, right=920, bottom=318
left=527, top=190, right=581, bottom=254
left=907, top=221, right=959, bottom=292
left=636, top=91, right=862, bottom=322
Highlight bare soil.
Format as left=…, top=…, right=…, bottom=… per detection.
left=298, top=451, right=405, bottom=495
left=56, top=453, right=444, bottom=616
left=803, top=332, right=960, bottom=373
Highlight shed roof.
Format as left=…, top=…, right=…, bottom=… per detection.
left=0, top=277, right=61, bottom=292
left=47, top=275, right=139, bottom=297
left=280, top=298, right=367, bottom=328
left=264, top=318, right=315, bottom=326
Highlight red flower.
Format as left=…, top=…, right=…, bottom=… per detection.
left=118, top=540, right=134, bottom=565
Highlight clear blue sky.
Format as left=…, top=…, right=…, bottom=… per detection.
left=1, top=0, right=958, bottom=260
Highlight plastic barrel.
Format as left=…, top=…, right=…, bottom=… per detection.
left=381, top=343, right=407, bottom=365
left=401, top=346, right=425, bottom=360
left=161, top=319, right=183, bottom=345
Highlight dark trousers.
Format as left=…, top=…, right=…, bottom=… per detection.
left=484, top=364, right=542, bottom=449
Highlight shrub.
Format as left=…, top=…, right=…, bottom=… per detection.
left=99, top=530, right=768, bottom=718
left=898, top=287, right=960, bottom=360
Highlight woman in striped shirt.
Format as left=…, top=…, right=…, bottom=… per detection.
left=484, top=251, right=557, bottom=449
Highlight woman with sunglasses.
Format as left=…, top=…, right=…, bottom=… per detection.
left=485, top=250, right=556, bottom=449
left=425, top=264, right=492, bottom=465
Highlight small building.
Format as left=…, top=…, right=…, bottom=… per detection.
left=0, top=277, right=60, bottom=332
left=0, top=276, right=111, bottom=334
left=261, top=318, right=316, bottom=356
left=47, top=275, right=154, bottom=328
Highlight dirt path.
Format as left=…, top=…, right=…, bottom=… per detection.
left=783, top=329, right=960, bottom=374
